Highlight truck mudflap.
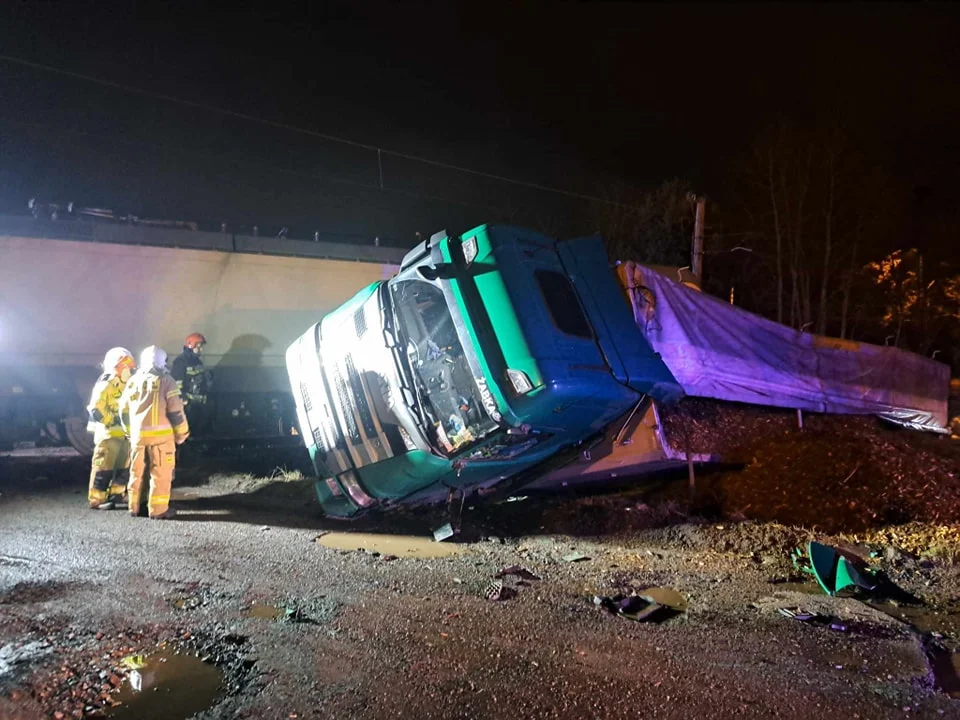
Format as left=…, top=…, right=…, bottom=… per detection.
left=557, top=236, right=684, bottom=404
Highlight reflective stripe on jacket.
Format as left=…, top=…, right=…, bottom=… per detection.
left=119, top=368, right=190, bottom=445
left=86, top=373, right=127, bottom=442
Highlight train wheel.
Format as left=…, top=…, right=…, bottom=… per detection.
left=64, top=416, right=94, bottom=456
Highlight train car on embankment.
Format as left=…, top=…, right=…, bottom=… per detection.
left=0, top=214, right=404, bottom=455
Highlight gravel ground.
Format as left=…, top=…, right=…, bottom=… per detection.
left=1, top=449, right=959, bottom=719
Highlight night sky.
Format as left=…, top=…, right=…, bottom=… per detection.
left=0, top=1, right=958, bottom=250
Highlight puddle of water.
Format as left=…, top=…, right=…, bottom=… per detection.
left=927, top=647, right=960, bottom=699
left=638, top=586, right=688, bottom=611
left=103, top=648, right=223, bottom=720
left=867, top=602, right=960, bottom=637
left=317, top=532, right=464, bottom=558
left=245, top=602, right=285, bottom=620
left=769, top=581, right=821, bottom=595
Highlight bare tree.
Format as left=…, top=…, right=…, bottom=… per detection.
left=590, top=178, right=697, bottom=266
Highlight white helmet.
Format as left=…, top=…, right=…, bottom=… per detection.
left=140, top=345, right=168, bottom=370
left=102, top=347, right=134, bottom=372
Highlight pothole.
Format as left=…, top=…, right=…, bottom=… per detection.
left=243, top=597, right=339, bottom=625
left=0, top=580, right=89, bottom=605
left=166, top=583, right=228, bottom=611
left=98, top=647, right=224, bottom=719
left=22, top=630, right=256, bottom=720
left=244, top=602, right=285, bottom=620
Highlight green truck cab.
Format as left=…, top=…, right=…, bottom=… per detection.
left=286, top=224, right=682, bottom=517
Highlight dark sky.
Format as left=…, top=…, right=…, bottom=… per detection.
left=0, top=1, right=958, bottom=244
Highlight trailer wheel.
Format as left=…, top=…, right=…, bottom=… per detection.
left=64, top=416, right=94, bottom=456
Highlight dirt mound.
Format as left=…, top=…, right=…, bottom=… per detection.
left=661, top=399, right=960, bottom=532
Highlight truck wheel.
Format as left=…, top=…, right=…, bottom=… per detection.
left=64, top=416, right=94, bottom=456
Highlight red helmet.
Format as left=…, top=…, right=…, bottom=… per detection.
left=185, top=332, right=207, bottom=350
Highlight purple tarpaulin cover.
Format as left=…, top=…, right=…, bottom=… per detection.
left=620, top=262, right=950, bottom=432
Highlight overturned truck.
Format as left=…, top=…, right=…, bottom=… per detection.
left=286, top=225, right=951, bottom=517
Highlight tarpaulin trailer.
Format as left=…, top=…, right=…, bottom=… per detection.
left=286, top=224, right=950, bottom=517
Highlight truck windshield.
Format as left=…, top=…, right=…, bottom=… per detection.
left=391, top=279, right=499, bottom=455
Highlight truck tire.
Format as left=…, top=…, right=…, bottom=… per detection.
left=64, top=416, right=94, bottom=456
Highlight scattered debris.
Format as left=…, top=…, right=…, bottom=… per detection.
left=120, top=654, right=147, bottom=670
left=593, top=594, right=676, bottom=623
left=778, top=607, right=820, bottom=622
left=128, top=668, right=143, bottom=692
left=777, top=607, right=848, bottom=631
left=793, top=541, right=878, bottom=596
left=433, top=523, right=455, bottom=542
left=494, top=565, right=541, bottom=581
left=634, top=586, right=688, bottom=611
left=483, top=579, right=508, bottom=601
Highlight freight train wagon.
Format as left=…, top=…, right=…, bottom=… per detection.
left=0, top=215, right=404, bottom=453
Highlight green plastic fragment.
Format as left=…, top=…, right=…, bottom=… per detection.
left=808, top=541, right=839, bottom=595
left=801, top=541, right=878, bottom=596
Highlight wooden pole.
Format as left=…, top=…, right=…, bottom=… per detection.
left=692, top=197, right=706, bottom=282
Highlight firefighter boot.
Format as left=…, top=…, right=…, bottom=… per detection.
left=88, top=470, right=114, bottom=510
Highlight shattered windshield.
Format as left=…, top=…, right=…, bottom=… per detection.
left=391, top=279, right=499, bottom=455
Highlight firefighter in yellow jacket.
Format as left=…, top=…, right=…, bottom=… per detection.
left=87, top=347, right=137, bottom=509
left=119, top=346, right=190, bottom=519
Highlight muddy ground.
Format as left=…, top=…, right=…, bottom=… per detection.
left=2, top=417, right=960, bottom=719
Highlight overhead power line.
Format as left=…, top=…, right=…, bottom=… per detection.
left=0, top=53, right=632, bottom=208
left=0, top=116, right=519, bottom=218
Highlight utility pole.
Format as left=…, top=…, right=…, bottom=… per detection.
left=691, top=196, right=706, bottom=283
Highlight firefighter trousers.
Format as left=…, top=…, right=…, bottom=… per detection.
left=88, top=436, right=131, bottom=508
left=128, top=438, right=176, bottom=518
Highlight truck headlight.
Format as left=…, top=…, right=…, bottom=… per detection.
left=462, top=236, right=478, bottom=265
left=506, top=368, right=534, bottom=395
left=338, top=470, right=377, bottom=508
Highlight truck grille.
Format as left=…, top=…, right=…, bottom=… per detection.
left=312, top=425, right=327, bottom=451
left=300, top=382, right=313, bottom=412
left=345, top=353, right=378, bottom=438
left=331, top=364, right=361, bottom=444
left=354, top=307, right=367, bottom=337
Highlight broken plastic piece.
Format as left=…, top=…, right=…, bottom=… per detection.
left=121, top=654, right=147, bottom=670
left=433, top=523, right=455, bottom=542
left=834, top=554, right=878, bottom=595
left=129, top=669, right=143, bottom=692
left=484, top=580, right=504, bottom=601
left=593, top=594, right=672, bottom=622
left=494, top=565, right=541, bottom=581
left=562, top=552, right=590, bottom=563
left=794, top=541, right=879, bottom=596
left=778, top=607, right=821, bottom=622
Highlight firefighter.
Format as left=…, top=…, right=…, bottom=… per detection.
left=86, top=347, right=137, bottom=510
left=119, top=345, right=190, bottom=519
left=171, top=332, right=212, bottom=433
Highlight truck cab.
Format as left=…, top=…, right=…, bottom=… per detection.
left=286, top=225, right=682, bottom=517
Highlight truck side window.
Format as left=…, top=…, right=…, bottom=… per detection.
left=534, top=270, right=593, bottom=339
